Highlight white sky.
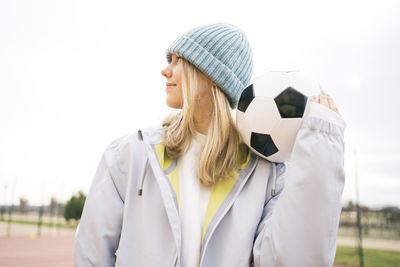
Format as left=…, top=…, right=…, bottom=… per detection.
left=1, top=0, right=399, bottom=207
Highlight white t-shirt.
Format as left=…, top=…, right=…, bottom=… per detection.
left=178, top=132, right=213, bottom=267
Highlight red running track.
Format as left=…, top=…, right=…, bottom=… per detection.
left=0, top=236, right=74, bottom=267
left=0, top=236, right=355, bottom=267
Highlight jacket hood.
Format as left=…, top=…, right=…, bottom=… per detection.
left=140, top=125, right=166, bottom=145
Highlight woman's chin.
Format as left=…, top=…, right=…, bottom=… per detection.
left=166, top=101, right=183, bottom=109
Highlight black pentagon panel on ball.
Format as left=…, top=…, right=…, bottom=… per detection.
left=250, top=132, right=279, bottom=157
left=274, top=87, right=307, bottom=118
left=237, top=84, right=255, bottom=112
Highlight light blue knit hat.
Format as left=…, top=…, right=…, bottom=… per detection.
left=166, top=23, right=253, bottom=108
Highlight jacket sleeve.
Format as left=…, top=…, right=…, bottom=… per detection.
left=253, top=102, right=346, bottom=267
left=74, top=136, right=128, bottom=267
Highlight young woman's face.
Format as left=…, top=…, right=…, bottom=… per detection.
left=161, top=54, right=183, bottom=109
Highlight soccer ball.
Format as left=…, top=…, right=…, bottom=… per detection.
left=236, top=71, right=321, bottom=163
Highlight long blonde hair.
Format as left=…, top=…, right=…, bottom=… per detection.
left=162, top=59, right=242, bottom=187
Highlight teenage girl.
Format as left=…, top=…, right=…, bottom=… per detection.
left=75, top=23, right=346, bottom=267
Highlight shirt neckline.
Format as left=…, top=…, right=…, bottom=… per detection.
left=192, top=131, right=207, bottom=145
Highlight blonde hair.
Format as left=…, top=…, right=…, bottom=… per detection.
left=162, top=59, right=242, bottom=187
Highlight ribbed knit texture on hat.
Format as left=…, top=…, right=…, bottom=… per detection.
left=166, top=23, right=253, bottom=108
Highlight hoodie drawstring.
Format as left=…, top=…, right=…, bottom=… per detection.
left=138, top=157, right=148, bottom=196
left=271, top=163, right=277, bottom=197
left=137, top=130, right=147, bottom=196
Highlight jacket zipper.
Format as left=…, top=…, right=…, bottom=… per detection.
left=199, top=156, right=259, bottom=266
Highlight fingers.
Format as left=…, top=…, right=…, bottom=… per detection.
left=309, top=93, right=340, bottom=114
left=310, top=95, right=318, bottom=103
left=319, top=94, right=330, bottom=107
left=327, top=97, right=339, bottom=114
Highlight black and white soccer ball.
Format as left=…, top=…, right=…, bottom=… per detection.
left=236, top=71, right=321, bottom=163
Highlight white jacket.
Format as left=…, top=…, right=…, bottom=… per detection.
left=75, top=102, right=346, bottom=267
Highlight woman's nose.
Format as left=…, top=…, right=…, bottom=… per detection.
left=161, top=66, right=171, bottom=78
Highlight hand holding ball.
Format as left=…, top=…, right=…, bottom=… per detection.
left=310, top=94, right=340, bottom=114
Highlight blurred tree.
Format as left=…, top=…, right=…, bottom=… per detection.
left=49, top=197, right=58, bottom=216
left=64, top=191, right=86, bottom=221
left=343, top=200, right=354, bottom=211
left=347, top=200, right=354, bottom=211
left=18, top=197, right=28, bottom=213
left=57, top=202, right=65, bottom=216
left=1, top=206, right=5, bottom=221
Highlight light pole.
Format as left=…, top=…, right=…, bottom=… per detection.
left=37, top=179, right=45, bottom=237
left=354, top=151, right=364, bottom=267
left=1, top=185, right=7, bottom=221
left=7, top=178, right=16, bottom=237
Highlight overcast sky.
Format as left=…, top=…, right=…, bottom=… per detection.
left=1, top=0, right=399, bottom=207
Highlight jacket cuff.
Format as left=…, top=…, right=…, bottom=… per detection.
left=306, top=102, right=346, bottom=129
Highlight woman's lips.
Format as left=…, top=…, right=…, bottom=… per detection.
left=166, top=84, right=176, bottom=92
left=166, top=83, right=176, bottom=91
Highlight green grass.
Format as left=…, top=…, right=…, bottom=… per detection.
left=335, top=246, right=400, bottom=267
left=1, top=219, right=78, bottom=229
